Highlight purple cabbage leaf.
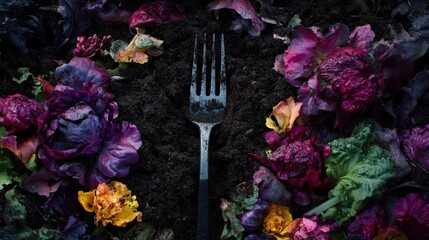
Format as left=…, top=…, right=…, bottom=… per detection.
left=85, top=0, right=132, bottom=23
left=0, top=94, right=41, bottom=163
left=0, top=17, right=33, bottom=55
left=56, top=215, right=87, bottom=240
left=393, top=69, right=429, bottom=128
left=0, top=94, right=41, bottom=135
left=392, top=0, right=429, bottom=46
left=55, top=0, right=91, bottom=51
left=394, top=193, right=429, bottom=240
left=240, top=199, right=269, bottom=232
left=279, top=24, right=351, bottom=86
left=347, top=204, right=388, bottom=240
left=208, top=0, right=265, bottom=36
left=23, top=167, right=62, bottom=197
left=372, top=38, right=426, bottom=93
left=400, top=123, right=429, bottom=173
left=128, top=0, right=186, bottom=28
left=251, top=128, right=330, bottom=190
left=55, top=57, right=111, bottom=90
left=73, top=34, right=112, bottom=58
left=38, top=85, right=141, bottom=188
left=244, top=233, right=271, bottom=240
left=372, top=123, right=411, bottom=178
left=253, top=166, right=291, bottom=205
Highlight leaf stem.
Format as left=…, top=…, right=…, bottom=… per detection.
left=305, top=197, right=341, bottom=216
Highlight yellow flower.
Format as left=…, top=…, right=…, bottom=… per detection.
left=262, top=203, right=293, bottom=240
left=265, top=97, right=302, bottom=134
left=78, top=181, right=142, bottom=227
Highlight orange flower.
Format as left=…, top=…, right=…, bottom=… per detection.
left=262, top=203, right=293, bottom=240
left=78, top=181, right=142, bottom=227
left=265, top=97, right=302, bottom=134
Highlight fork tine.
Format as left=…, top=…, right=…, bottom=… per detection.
left=219, top=34, right=226, bottom=101
left=210, top=34, right=216, bottom=96
left=191, top=35, right=198, bottom=95
left=200, top=33, right=207, bottom=96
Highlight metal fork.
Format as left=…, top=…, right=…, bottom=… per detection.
left=189, top=33, right=226, bottom=239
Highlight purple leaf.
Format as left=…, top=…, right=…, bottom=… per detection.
left=73, top=34, right=112, bottom=58
left=348, top=24, right=375, bottom=52
left=394, top=69, right=429, bottom=127
left=55, top=0, right=91, bottom=51
left=23, top=167, right=62, bottom=197
left=317, top=23, right=350, bottom=51
left=240, top=199, right=269, bottom=232
left=347, top=204, right=388, bottom=240
left=57, top=216, right=87, bottom=240
left=55, top=57, right=111, bottom=90
left=373, top=123, right=411, bottom=178
left=97, top=121, right=142, bottom=178
left=37, top=80, right=138, bottom=189
left=261, top=131, right=282, bottom=150
left=0, top=94, right=41, bottom=134
left=86, top=0, right=132, bottom=23
left=283, top=26, right=319, bottom=86
left=373, top=40, right=415, bottom=93
left=253, top=166, right=291, bottom=205
left=0, top=134, right=38, bottom=163
left=208, top=0, right=265, bottom=36
left=129, top=0, right=185, bottom=28
left=400, top=123, right=429, bottom=172
left=394, top=193, right=429, bottom=240
left=298, top=75, right=338, bottom=116
left=319, top=47, right=377, bottom=114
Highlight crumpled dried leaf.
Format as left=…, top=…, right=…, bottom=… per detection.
left=115, top=27, right=163, bottom=64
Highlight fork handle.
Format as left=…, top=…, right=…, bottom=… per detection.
left=195, top=122, right=218, bottom=240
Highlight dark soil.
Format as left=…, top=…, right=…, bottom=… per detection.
left=0, top=0, right=407, bottom=239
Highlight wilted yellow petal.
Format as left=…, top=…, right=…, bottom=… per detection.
left=265, top=117, right=278, bottom=131
left=113, top=195, right=143, bottom=227
left=78, top=190, right=95, bottom=212
left=265, top=97, right=302, bottom=134
left=77, top=181, right=142, bottom=227
left=115, top=27, right=163, bottom=65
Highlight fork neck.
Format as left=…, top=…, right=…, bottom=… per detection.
left=193, top=121, right=220, bottom=179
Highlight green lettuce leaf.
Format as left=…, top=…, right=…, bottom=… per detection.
left=306, top=122, right=396, bottom=223
left=0, top=127, right=26, bottom=190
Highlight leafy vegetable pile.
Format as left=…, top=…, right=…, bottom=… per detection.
left=218, top=1, right=429, bottom=240
left=0, top=0, right=183, bottom=238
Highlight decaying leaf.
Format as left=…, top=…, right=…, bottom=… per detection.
left=115, top=27, right=163, bottom=64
